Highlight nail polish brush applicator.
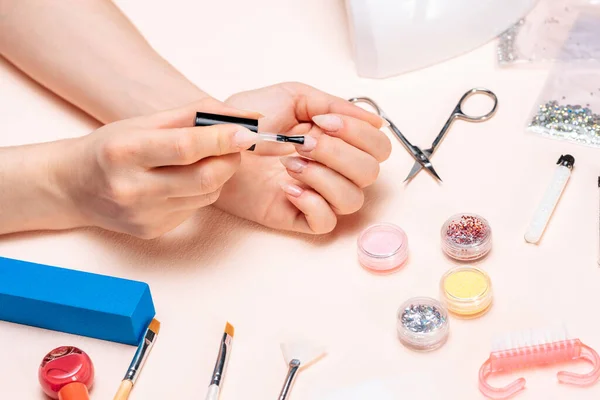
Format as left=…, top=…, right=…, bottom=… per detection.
left=194, top=112, right=305, bottom=150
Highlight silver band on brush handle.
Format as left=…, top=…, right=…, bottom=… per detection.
left=124, top=329, right=157, bottom=384
left=210, top=333, right=232, bottom=386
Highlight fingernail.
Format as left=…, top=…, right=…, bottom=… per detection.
left=234, top=128, right=258, bottom=148
left=279, top=182, right=303, bottom=197
left=312, top=114, right=343, bottom=131
left=299, top=135, right=317, bottom=152
left=381, top=117, right=390, bottom=128
left=280, top=156, right=308, bottom=173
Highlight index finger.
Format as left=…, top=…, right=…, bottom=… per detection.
left=135, top=124, right=258, bottom=167
left=283, top=82, right=384, bottom=129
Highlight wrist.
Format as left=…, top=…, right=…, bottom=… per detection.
left=0, top=140, right=86, bottom=235
left=101, top=66, right=213, bottom=122
left=45, top=138, right=89, bottom=229
left=133, top=75, right=211, bottom=115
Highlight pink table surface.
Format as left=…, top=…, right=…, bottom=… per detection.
left=1, top=1, right=600, bottom=399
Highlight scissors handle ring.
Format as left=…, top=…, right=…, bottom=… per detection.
left=348, top=96, right=390, bottom=120
left=455, top=88, right=498, bottom=122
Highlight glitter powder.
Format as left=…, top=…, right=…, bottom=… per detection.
left=498, top=7, right=600, bottom=66
left=401, top=304, right=445, bottom=333
left=397, top=297, right=449, bottom=352
left=446, top=215, right=488, bottom=245
left=497, top=19, right=525, bottom=64
left=441, top=213, right=492, bottom=261
left=528, top=100, right=600, bottom=148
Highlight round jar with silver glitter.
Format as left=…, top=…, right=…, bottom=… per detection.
left=397, top=297, right=449, bottom=351
left=441, top=213, right=492, bottom=261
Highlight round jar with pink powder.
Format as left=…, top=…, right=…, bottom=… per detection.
left=357, top=223, right=409, bottom=273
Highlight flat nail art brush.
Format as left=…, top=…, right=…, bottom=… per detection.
left=113, top=318, right=161, bottom=400
left=205, top=322, right=235, bottom=400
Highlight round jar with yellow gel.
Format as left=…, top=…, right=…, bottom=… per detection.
left=440, top=266, right=492, bottom=317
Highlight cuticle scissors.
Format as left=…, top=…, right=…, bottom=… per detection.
left=349, top=88, right=498, bottom=183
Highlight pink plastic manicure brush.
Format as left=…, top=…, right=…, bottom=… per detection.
left=479, top=326, right=600, bottom=399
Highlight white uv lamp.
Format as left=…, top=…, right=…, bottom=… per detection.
left=345, top=0, right=538, bottom=78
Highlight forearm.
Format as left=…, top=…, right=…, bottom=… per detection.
left=0, top=140, right=82, bottom=234
left=0, top=0, right=208, bottom=123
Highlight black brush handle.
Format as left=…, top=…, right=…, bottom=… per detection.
left=194, top=112, right=257, bottom=151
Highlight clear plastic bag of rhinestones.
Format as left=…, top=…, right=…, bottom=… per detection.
left=527, top=64, right=600, bottom=147
left=498, top=0, right=600, bottom=66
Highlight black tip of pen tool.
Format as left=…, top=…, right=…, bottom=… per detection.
left=557, top=154, right=575, bottom=168
left=277, top=135, right=305, bottom=145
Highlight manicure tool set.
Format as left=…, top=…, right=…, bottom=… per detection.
left=4, top=88, right=596, bottom=400
left=350, top=85, right=597, bottom=399
left=350, top=88, right=498, bottom=182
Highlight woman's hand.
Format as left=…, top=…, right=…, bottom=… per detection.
left=218, top=82, right=392, bottom=234
left=58, top=100, right=261, bottom=238
left=0, top=84, right=390, bottom=238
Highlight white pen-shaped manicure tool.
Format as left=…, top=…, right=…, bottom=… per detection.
left=525, top=155, right=575, bottom=244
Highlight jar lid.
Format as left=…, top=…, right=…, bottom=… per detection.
left=440, top=266, right=493, bottom=317
left=397, top=297, right=449, bottom=351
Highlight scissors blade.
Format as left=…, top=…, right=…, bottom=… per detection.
left=404, top=150, right=433, bottom=182
left=407, top=162, right=442, bottom=182
left=426, top=163, right=443, bottom=182
left=407, top=149, right=442, bottom=182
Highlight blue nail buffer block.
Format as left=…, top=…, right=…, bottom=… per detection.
left=0, top=256, right=155, bottom=345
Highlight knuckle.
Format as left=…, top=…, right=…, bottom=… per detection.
left=283, top=81, right=304, bottom=90
left=195, top=154, right=240, bottom=192
left=320, top=136, right=342, bottom=159
left=215, top=126, right=234, bottom=155
left=333, top=189, right=364, bottom=215
left=314, top=217, right=337, bottom=234
left=358, top=160, right=380, bottom=188
left=204, top=187, right=223, bottom=205
left=174, top=130, right=198, bottom=163
left=104, top=179, right=137, bottom=206
left=379, top=136, right=393, bottom=162
left=347, top=190, right=365, bottom=214
left=99, top=138, right=131, bottom=164
left=134, top=225, right=163, bottom=240
left=196, top=167, right=220, bottom=193
left=221, top=152, right=242, bottom=174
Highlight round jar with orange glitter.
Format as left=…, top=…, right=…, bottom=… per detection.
left=441, top=213, right=492, bottom=261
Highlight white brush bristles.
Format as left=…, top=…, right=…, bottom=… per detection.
left=281, top=341, right=326, bottom=368
left=492, top=325, right=570, bottom=352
